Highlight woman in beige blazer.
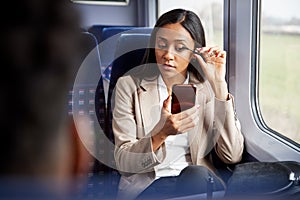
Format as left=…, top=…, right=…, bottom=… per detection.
left=112, top=8, right=244, bottom=200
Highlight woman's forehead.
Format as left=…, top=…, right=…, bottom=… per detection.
left=156, top=23, right=193, bottom=43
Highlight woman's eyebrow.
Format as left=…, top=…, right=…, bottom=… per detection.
left=175, top=39, right=189, bottom=43
left=175, top=37, right=187, bottom=41
left=157, top=36, right=168, bottom=42
left=157, top=36, right=189, bottom=44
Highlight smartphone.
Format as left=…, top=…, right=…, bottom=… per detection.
left=171, top=84, right=196, bottom=114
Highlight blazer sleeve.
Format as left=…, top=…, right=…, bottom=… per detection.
left=112, top=76, right=165, bottom=174
left=214, top=94, right=244, bottom=164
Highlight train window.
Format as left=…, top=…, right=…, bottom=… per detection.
left=157, top=0, right=223, bottom=48
left=259, top=0, right=300, bottom=144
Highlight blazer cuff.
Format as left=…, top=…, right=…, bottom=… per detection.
left=214, top=93, right=237, bottom=125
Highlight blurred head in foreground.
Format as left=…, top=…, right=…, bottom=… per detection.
left=0, top=0, right=91, bottom=198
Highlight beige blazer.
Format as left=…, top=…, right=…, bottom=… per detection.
left=112, top=73, right=244, bottom=200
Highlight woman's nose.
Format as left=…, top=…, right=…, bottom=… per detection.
left=163, top=49, right=175, bottom=61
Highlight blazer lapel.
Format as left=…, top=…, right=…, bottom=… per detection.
left=188, top=86, right=206, bottom=164
left=139, top=77, right=161, bottom=135
left=187, top=73, right=209, bottom=164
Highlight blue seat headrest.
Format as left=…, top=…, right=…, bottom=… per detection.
left=110, top=33, right=151, bottom=85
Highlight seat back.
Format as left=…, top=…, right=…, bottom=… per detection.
left=93, top=32, right=151, bottom=199
left=71, top=32, right=116, bottom=198
left=96, top=32, right=150, bottom=141
left=101, top=26, right=136, bottom=41
left=109, top=33, right=151, bottom=87
left=107, top=33, right=151, bottom=142
left=88, top=25, right=135, bottom=44
left=99, top=27, right=153, bottom=71
left=70, top=31, right=101, bottom=118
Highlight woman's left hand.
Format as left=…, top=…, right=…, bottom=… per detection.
left=193, top=46, right=229, bottom=100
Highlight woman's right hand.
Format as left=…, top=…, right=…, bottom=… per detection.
left=151, top=95, right=200, bottom=151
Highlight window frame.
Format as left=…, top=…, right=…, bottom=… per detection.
left=253, top=0, right=300, bottom=148
left=225, top=0, right=300, bottom=161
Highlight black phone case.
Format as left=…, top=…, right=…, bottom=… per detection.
left=171, top=84, right=196, bottom=114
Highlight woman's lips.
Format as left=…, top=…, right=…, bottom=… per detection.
left=161, top=63, right=175, bottom=70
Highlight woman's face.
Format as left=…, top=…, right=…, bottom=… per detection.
left=155, top=23, right=195, bottom=81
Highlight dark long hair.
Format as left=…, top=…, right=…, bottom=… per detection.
left=140, top=8, right=206, bottom=81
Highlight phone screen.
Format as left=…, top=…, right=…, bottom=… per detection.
left=171, top=84, right=196, bottom=114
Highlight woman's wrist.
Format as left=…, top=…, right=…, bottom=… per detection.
left=151, top=131, right=167, bottom=151
left=152, top=131, right=167, bottom=142
left=213, top=81, right=229, bottom=101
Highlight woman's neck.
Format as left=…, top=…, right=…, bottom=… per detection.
left=162, top=72, right=187, bottom=92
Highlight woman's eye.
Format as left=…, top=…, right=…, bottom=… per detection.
left=158, top=44, right=167, bottom=49
left=175, top=45, right=187, bottom=52
left=157, top=41, right=167, bottom=49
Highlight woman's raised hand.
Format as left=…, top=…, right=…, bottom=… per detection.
left=193, top=47, right=229, bottom=100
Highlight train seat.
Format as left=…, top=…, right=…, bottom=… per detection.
left=71, top=31, right=102, bottom=121
left=93, top=32, right=151, bottom=199
left=70, top=31, right=115, bottom=198
left=107, top=32, right=151, bottom=139
left=97, top=32, right=151, bottom=146
left=88, top=25, right=134, bottom=44
left=99, top=26, right=152, bottom=71
left=99, top=27, right=152, bottom=109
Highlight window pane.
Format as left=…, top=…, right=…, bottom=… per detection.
left=157, top=0, right=223, bottom=47
left=259, top=0, right=300, bottom=144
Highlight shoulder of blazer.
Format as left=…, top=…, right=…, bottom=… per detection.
left=138, top=75, right=159, bottom=91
